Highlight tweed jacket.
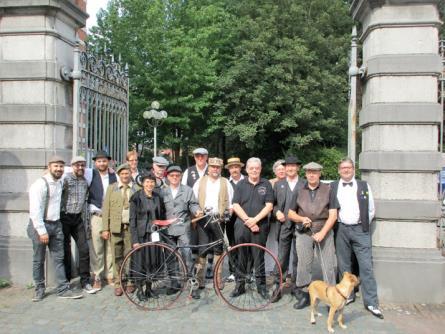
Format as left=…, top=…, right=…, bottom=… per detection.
left=102, top=181, right=139, bottom=234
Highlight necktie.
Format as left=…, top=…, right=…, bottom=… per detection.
left=342, top=182, right=353, bottom=187
left=122, top=184, right=130, bottom=209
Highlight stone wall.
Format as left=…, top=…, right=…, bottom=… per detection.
left=351, top=0, right=445, bottom=303
left=0, top=0, right=87, bottom=284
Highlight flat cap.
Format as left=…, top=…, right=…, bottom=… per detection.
left=225, top=157, right=244, bottom=169
left=71, top=156, right=86, bottom=165
left=303, top=161, right=323, bottom=171
left=283, top=156, right=302, bottom=165
left=93, top=150, right=112, bottom=161
left=116, top=163, right=130, bottom=174
left=193, top=147, right=208, bottom=155
left=152, top=156, right=169, bottom=166
left=166, top=165, right=182, bottom=174
left=48, top=155, right=65, bottom=164
left=208, top=157, right=223, bottom=167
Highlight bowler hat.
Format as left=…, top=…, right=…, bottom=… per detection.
left=93, top=150, right=112, bottom=161
left=283, top=156, right=302, bottom=165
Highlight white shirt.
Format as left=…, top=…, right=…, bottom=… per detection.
left=287, top=176, right=299, bottom=192
left=29, top=174, right=63, bottom=235
left=337, top=177, right=375, bottom=225
left=181, top=164, right=208, bottom=185
left=193, top=177, right=234, bottom=213
left=170, top=185, right=179, bottom=199
left=229, top=174, right=244, bottom=185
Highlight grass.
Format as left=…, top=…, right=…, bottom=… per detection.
left=0, top=278, right=11, bottom=289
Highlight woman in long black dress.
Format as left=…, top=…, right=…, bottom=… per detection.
left=129, top=172, right=165, bottom=301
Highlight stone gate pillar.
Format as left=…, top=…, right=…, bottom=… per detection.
left=0, top=1, right=87, bottom=284
left=351, top=0, right=445, bottom=303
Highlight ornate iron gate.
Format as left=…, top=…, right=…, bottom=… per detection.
left=72, top=43, right=129, bottom=166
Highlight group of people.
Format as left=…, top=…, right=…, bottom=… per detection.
left=27, top=147, right=384, bottom=319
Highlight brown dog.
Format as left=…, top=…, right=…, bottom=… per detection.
left=308, top=272, right=360, bottom=333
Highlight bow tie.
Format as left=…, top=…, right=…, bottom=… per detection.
left=342, top=182, right=353, bottom=187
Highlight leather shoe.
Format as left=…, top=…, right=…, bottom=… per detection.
left=114, top=287, right=123, bottom=296
left=346, top=292, right=356, bottom=305
left=191, top=289, right=201, bottom=300
left=271, top=288, right=281, bottom=303
left=145, top=287, right=159, bottom=299
left=230, top=285, right=246, bottom=298
left=126, top=285, right=135, bottom=294
left=293, top=292, right=310, bottom=309
left=258, top=288, right=270, bottom=300
left=366, top=305, right=384, bottom=319
left=136, top=289, right=147, bottom=301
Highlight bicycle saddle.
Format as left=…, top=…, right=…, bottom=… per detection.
left=152, top=218, right=177, bottom=226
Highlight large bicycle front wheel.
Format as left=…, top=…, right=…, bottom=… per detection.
left=120, top=242, right=188, bottom=311
left=213, top=243, right=282, bottom=311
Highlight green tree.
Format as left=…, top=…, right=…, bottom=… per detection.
left=89, top=0, right=353, bottom=173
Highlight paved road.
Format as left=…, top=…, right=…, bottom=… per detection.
left=1, top=283, right=444, bottom=334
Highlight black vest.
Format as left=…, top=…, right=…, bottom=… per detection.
left=332, top=180, right=370, bottom=232
left=88, top=169, right=117, bottom=209
left=186, top=165, right=208, bottom=188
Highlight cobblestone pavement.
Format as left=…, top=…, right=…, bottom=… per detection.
left=1, top=283, right=444, bottom=334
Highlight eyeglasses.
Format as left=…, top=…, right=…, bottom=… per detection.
left=128, top=159, right=138, bottom=162
left=168, top=174, right=181, bottom=178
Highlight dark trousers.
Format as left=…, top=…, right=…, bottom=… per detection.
left=234, top=220, right=269, bottom=287
left=336, top=223, right=379, bottom=307
left=276, top=222, right=298, bottom=285
left=27, top=220, right=70, bottom=294
left=197, top=216, right=224, bottom=257
left=223, top=217, right=236, bottom=274
left=61, top=212, right=91, bottom=285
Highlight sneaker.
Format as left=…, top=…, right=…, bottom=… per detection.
left=92, top=279, right=102, bottom=291
left=32, top=288, right=45, bottom=302
left=227, top=274, right=235, bottom=282
left=82, top=283, right=97, bottom=294
left=58, top=289, right=83, bottom=299
left=366, top=305, right=384, bottom=319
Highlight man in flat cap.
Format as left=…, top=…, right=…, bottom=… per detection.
left=288, top=162, right=339, bottom=309
left=225, top=157, right=245, bottom=280
left=182, top=148, right=208, bottom=188
left=192, top=157, right=233, bottom=299
left=60, top=156, right=96, bottom=294
left=161, top=165, right=202, bottom=293
left=271, top=156, right=304, bottom=302
left=27, top=155, right=83, bottom=301
left=101, top=163, right=140, bottom=296
left=87, top=150, right=117, bottom=290
left=152, top=156, right=169, bottom=191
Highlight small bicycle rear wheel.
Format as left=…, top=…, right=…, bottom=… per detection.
left=120, top=242, right=187, bottom=311
left=213, top=243, right=282, bottom=311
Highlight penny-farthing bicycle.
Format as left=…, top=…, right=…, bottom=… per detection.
left=119, top=211, right=283, bottom=311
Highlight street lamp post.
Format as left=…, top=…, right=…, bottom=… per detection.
left=143, top=101, right=168, bottom=157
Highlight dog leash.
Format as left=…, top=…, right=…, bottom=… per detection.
left=310, top=227, right=329, bottom=283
